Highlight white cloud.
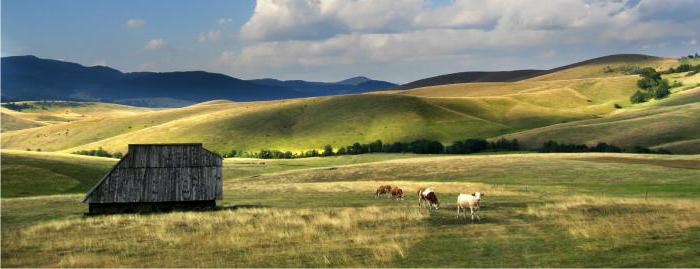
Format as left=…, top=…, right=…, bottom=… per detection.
left=145, top=38, right=165, bottom=50
left=125, top=19, right=146, bottom=28
left=198, top=30, right=222, bottom=43
left=218, top=0, right=700, bottom=82
left=218, top=18, right=233, bottom=25
left=93, top=60, right=107, bottom=66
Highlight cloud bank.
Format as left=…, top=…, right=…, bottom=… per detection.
left=218, top=0, right=700, bottom=82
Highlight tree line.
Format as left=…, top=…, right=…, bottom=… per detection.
left=221, top=138, right=671, bottom=159
left=538, top=141, right=671, bottom=154
left=72, top=147, right=124, bottom=159
left=221, top=138, right=521, bottom=159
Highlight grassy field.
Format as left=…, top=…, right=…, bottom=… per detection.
left=2, top=151, right=699, bottom=267
left=504, top=80, right=700, bottom=150
left=0, top=150, right=117, bottom=198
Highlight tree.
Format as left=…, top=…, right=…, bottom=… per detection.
left=630, top=90, right=649, bottom=104
left=368, top=140, right=383, bottom=153
left=637, top=67, right=660, bottom=80
left=653, top=80, right=670, bottom=99
left=322, top=145, right=334, bottom=156
left=637, top=77, right=658, bottom=89
left=336, top=147, right=347, bottom=155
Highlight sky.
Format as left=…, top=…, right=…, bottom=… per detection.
left=2, top=0, right=699, bottom=83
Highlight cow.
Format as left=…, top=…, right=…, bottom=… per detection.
left=375, top=185, right=392, bottom=198
left=418, top=187, right=439, bottom=210
left=390, top=186, right=404, bottom=200
left=457, top=192, right=484, bottom=221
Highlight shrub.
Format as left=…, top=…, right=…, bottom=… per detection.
left=630, top=90, right=650, bottom=104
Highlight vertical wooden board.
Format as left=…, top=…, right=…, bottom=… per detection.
left=181, top=168, right=191, bottom=201
left=216, top=167, right=223, bottom=199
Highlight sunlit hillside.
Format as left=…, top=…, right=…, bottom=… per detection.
left=1, top=55, right=698, bottom=154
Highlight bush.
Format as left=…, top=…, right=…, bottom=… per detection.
left=630, top=90, right=650, bottom=103
left=635, top=67, right=661, bottom=80
left=653, top=81, right=671, bottom=99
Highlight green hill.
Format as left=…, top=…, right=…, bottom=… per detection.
left=501, top=73, right=700, bottom=150
left=0, top=150, right=116, bottom=198
left=1, top=54, right=697, bottom=154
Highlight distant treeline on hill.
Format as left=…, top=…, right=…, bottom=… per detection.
left=71, top=147, right=123, bottom=159
left=538, top=141, right=671, bottom=154
left=218, top=138, right=671, bottom=159
left=62, top=139, right=671, bottom=160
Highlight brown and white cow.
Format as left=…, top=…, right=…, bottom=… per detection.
left=418, top=187, right=439, bottom=210
left=390, top=186, right=404, bottom=200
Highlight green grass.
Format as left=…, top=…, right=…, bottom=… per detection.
left=2, top=152, right=699, bottom=267
left=0, top=150, right=116, bottom=198
left=501, top=81, right=700, bottom=150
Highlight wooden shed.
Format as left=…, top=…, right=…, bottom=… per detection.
left=83, top=143, right=223, bottom=214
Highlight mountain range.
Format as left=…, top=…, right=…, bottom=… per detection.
left=1, top=55, right=398, bottom=107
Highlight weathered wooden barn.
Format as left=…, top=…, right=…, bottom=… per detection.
left=83, top=143, right=223, bottom=214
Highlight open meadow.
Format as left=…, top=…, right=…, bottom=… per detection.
left=2, top=151, right=699, bottom=267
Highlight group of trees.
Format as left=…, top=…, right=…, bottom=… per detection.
left=221, top=138, right=671, bottom=159
left=630, top=67, right=671, bottom=103
left=227, top=138, right=521, bottom=159
left=538, top=141, right=671, bottom=154
left=680, top=53, right=699, bottom=59
left=72, top=147, right=124, bottom=159
left=665, top=63, right=700, bottom=74
left=445, top=138, right=520, bottom=154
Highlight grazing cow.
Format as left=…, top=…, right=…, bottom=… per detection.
left=457, top=192, right=484, bottom=221
left=375, top=185, right=392, bottom=198
left=390, top=186, right=404, bottom=200
left=418, top=188, right=439, bottom=210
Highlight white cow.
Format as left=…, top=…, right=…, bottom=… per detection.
left=457, top=192, right=484, bottom=221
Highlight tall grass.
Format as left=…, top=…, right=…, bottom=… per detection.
left=6, top=207, right=426, bottom=267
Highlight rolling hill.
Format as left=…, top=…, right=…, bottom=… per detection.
left=398, top=54, right=678, bottom=90
left=1, top=53, right=697, bottom=154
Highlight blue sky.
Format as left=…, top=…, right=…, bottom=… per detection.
left=3, top=0, right=699, bottom=83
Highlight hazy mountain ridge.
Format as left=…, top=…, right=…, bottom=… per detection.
left=1, top=56, right=397, bottom=107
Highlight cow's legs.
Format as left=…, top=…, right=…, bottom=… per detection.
left=470, top=207, right=475, bottom=221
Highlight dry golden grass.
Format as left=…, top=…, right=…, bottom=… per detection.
left=526, top=196, right=700, bottom=244
left=232, top=180, right=521, bottom=197
left=7, top=206, right=426, bottom=267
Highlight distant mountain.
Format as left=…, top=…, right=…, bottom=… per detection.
left=1, top=56, right=398, bottom=107
left=1, top=55, right=307, bottom=106
left=336, top=76, right=372, bottom=85
left=248, top=77, right=397, bottom=96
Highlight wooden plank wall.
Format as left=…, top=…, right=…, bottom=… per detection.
left=86, top=144, right=223, bottom=203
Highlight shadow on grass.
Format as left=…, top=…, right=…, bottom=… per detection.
left=82, top=204, right=272, bottom=217
left=218, top=204, right=271, bottom=210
